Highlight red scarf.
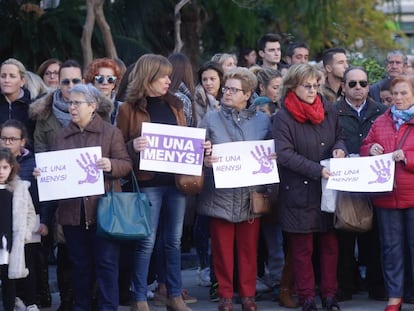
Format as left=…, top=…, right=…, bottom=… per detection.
left=284, top=91, right=325, bottom=124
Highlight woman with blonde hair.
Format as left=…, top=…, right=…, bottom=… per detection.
left=117, top=54, right=194, bottom=311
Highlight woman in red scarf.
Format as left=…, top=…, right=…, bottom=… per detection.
left=273, top=64, right=347, bottom=311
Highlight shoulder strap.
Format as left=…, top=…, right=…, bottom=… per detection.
left=396, top=126, right=413, bottom=150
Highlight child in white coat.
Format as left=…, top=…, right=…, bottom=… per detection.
left=0, top=147, right=36, bottom=311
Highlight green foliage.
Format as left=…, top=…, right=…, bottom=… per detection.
left=350, top=58, right=387, bottom=84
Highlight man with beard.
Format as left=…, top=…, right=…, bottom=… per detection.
left=321, top=48, right=348, bottom=103
left=334, top=66, right=387, bottom=302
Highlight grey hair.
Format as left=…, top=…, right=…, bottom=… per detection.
left=387, top=50, right=408, bottom=64
left=69, top=83, right=104, bottom=107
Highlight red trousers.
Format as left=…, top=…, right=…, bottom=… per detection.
left=288, top=231, right=338, bottom=304
left=210, top=217, right=260, bottom=298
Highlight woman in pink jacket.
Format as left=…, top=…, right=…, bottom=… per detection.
left=360, top=75, right=414, bottom=311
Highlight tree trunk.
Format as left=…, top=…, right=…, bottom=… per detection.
left=81, top=0, right=118, bottom=69
left=81, top=0, right=95, bottom=68
left=94, top=0, right=118, bottom=59
left=173, top=0, right=191, bottom=53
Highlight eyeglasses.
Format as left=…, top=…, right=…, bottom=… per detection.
left=347, top=80, right=368, bottom=88
left=44, top=71, right=59, bottom=77
left=67, top=100, right=92, bottom=107
left=94, top=75, right=117, bottom=84
left=387, top=60, right=403, bottom=66
left=300, top=84, right=320, bottom=91
left=0, top=136, right=22, bottom=143
left=222, top=86, right=244, bottom=94
left=61, top=78, right=82, bottom=86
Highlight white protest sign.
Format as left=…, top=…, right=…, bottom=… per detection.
left=212, top=140, right=279, bottom=188
left=35, top=146, right=104, bottom=201
left=140, top=122, right=206, bottom=176
left=326, top=153, right=395, bottom=192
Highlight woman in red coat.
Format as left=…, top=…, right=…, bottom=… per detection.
left=360, top=75, right=414, bottom=311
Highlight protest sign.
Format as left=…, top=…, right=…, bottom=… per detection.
left=35, top=146, right=104, bottom=201
left=326, top=153, right=395, bottom=192
left=212, top=140, right=279, bottom=188
left=140, top=122, right=206, bottom=176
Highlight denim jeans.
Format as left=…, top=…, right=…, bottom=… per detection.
left=131, top=185, right=186, bottom=300
left=63, top=224, right=120, bottom=311
left=376, top=207, right=414, bottom=298
left=261, top=223, right=285, bottom=287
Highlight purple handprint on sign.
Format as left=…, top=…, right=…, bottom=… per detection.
left=368, top=159, right=391, bottom=184
left=251, top=144, right=274, bottom=174
left=76, top=152, right=100, bottom=184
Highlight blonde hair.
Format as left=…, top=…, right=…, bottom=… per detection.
left=25, top=71, right=48, bottom=100
left=1, top=58, right=26, bottom=79
left=211, top=53, right=237, bottom=67
left=125, top=54, right=172, bottom=107
left=280, top=63, right=321, bottom=100
left=224, top=67, right=257, bottom=94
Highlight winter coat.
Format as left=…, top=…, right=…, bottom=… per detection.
left=29, top=90, right=114, bottom=152
left=197, top=104, right=272, bottom=223
left=53, top=114, right=132, bottom=227
left=0, top=88, right=35, bottom=148
left=335, top=97, right=387, bottom=154
left=360, top=108, right=414, bottom=209
left=273, top=98, right=347, bottom=233
left=116, top=92, right=186, bottom=181
left=194, top=85, right=221, bottom=126
left=6, top=178, right=36, bottom=279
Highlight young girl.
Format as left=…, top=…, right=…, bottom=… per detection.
left=0, top=146, right=36, bottom=311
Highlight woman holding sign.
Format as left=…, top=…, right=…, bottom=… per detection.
left=117, top=54, right=193, bottom=311
left=273, top=63, right=346, bottom=311
left=51, top=83, right=132, bottom=311
left=361, top=75, right=414, bottom=311
left=199, top=67, right=273, bottom=311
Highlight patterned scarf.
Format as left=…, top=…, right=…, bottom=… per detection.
left=391, top=104, right=414, bottom=130
left=52, top=90, right=71, bottom=127
left=284, top=91, right=325, bottom=124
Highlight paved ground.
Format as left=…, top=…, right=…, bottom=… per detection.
left=36, top=267, right=413, bottom=311
left=2, top=249, right=413, bottom=311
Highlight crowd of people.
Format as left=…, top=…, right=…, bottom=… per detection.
left=0, top=32, right=413, bottom=311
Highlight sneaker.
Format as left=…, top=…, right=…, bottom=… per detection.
left=181, top=289, right=198, bottom=304
left=15, top=297, right=26, bottom=311
left=197, top=267, right=211, bottom=287
left=209, top=281, right=219, bottom=302
left=26, top=304, right=40, bottom=311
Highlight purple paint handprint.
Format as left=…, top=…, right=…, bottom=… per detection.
left=251, top=144, right=274, bottom=174
left=76, top=152, right=100, bottom=184
left=368, top=159, right=391, bottom=184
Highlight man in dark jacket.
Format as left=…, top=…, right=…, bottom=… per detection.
left=334, top=66, right=387, bottom=302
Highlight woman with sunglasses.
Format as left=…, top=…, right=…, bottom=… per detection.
left=85, top=58, right=121, bottom=125
left=361, top=75, right=414, bottom=311
left=273, top=63, right=347, bottom=311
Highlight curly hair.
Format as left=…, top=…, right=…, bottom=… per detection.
left=84, top=58, right=120, bottom=84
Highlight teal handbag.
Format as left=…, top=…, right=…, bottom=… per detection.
left=97, top=171, right=151, bottom=240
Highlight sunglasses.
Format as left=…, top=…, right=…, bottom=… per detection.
left=347, top=80, right=368, bottom=88
left=61, top=78, right=82, bottom=86
left=95, top=75, right=117, bottom=84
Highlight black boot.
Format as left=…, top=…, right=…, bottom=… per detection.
left=37, top=268, right=52, bottom=307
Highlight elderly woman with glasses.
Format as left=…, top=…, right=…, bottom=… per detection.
left=273, top=63, right=347, bottom=311
left=46, top=83, right=131, bottom=311
left=198, top=67, right=273, bottom=311
left=85, top=58, right=122, bottom=125
left=29, top=60, right=114, bottom=311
